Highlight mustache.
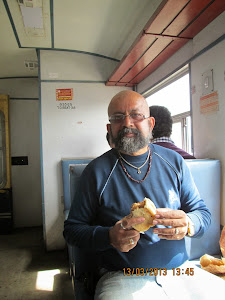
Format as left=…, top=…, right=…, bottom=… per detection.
left=118, top=127, right=139, bottom=139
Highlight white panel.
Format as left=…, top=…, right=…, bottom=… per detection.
left=40, top=50, right=118, bottom=81
left=191, top=39, right=225, bottom=225
left=41, top=80, right=130, bottom=250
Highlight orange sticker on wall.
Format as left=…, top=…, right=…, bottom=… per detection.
left=200, top=91, right=219, bottom=114
left=56, top=89, right=73, bottom=101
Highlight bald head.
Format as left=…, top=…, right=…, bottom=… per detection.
left=108, top=90, right=149, bottom=118
left=107, top=90, right=155, bottom=155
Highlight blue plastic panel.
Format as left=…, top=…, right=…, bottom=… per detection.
left=61, top=158, right=93, bottom=213
left=185, top=159, right=221, bottom=259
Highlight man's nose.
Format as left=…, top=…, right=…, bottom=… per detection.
left=122, top=114, right=134, bottom=127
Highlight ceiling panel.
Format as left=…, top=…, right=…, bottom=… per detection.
left=53, top=0, right=162, bottom=59
left=145, top=0, right=190, bottom=34
left=163, top=0, right=213, bottom=36
left=1, top=0, right=225, bottom=85
left=120, top=37, right=174, bottom=83
left=0, top=0, right=37, bottom=78
left=180, top=0, right=225, bottom=38
left=129, top=38, right=189, bottom=84
left=106, top=0, right=225, bottom=87
left=6, top=0, right=51, bottom=48
left=109, top=35, right=157, bottom=82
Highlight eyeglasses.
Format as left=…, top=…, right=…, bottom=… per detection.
left=109, top=113, right=149, bottom=124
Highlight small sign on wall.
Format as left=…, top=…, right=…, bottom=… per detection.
left=56, top=88, right=73, bottom=101
left=200, top=91, right=219, bottom=114
left=201, top=69, right=214, bottom=96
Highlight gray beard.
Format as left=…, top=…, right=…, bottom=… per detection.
left=111, top=127, right=151, bottom=154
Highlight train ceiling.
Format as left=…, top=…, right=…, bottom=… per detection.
left=1, top=0, right=225, bottom=86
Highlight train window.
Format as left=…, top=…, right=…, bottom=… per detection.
left=145, top=69, right=193, bottom=154
left=0, top=110, right=6, bottom=189
left=172, top=112, right=192, bottom=154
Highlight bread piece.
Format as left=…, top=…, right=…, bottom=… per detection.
left=219, top=226, right=225, bottom=258
left=200, top=254, right=225, bottom=275
left=131, top=197, right=156, bottom=232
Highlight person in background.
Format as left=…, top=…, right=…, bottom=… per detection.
left=150, top=105, right=195, bottom=159
left=64, top=91, right=210, bottom=299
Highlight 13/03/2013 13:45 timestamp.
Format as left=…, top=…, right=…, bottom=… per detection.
left=123, top=268, right=194, bottom=276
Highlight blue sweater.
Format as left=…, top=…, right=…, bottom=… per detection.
left=64, top=144, right=211, bottom=271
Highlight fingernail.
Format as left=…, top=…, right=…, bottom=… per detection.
left=153, top=229, right=158, bottom=234
left=155, top=214, right=160, bottom=218
left=153, top=220, right=158, bottom=225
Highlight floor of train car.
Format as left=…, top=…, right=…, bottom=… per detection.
left=0, top=226, right=74, bottom=300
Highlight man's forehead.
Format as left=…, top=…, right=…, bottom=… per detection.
left=108, top=93, right=148, bottom=115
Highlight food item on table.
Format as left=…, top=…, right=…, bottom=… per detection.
left=131, top=197, right=156, bottom=232
left=219, top=226, right=225, bottom=258
left=200, top=254, right=225, bottom=275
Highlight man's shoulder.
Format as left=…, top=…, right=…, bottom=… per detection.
left=150, top=144, right=188, bottom=180
left=86, top=149, right=118, bottom=171
left=151, top=143, right=183, bottom=160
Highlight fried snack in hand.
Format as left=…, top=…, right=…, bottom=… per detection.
left=131, top=197, right=156, bottom=232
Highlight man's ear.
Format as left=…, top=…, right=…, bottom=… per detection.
left=106, top=123, right=111, bottom=133
left=149, top=117, right=155, bottom=130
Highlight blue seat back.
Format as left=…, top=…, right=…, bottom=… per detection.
left=185, top=159, right=221, bottom=259
left=61, top=158, right=93, bottom=218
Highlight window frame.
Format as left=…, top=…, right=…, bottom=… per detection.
left=172, top=111, right=191, bottom=153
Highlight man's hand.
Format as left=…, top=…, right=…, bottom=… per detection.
left=109, top=216, right=145, bottom=252
left=152, top=208, right=189, bottom=240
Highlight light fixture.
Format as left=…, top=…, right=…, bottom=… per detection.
left=18, top=0, right=43, bottom=32
left=18, top=0, right=42, bottom=8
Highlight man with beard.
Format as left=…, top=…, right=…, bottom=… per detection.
left=64, top=90, right=211, bottom=300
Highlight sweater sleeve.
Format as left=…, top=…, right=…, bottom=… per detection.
left=179, top=159, right=211, bottom=238
left=63, top=162, right=113, bottom=251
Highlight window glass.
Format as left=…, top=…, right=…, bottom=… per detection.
left=146, top=74, right=190, bottom=115
left=146, top=73, right=192, bottom=153
left=171, top=122, right=182, bottom=148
